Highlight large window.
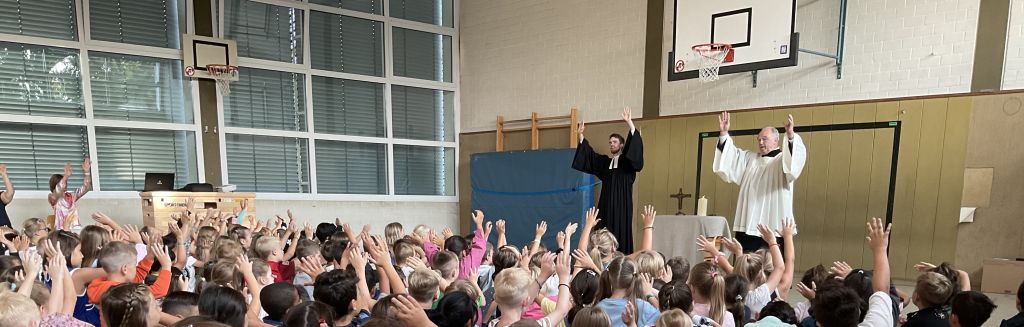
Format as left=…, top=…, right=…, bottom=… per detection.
left=223, top=0, right=458, bottom=197
left=0, top=0, right=198, bottom=192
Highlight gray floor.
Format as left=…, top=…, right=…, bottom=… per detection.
left=781, top=280, right=1020, bottom=327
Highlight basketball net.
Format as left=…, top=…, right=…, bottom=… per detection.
left=206, top=64, right=239, bottom=95
left=692, top=43, right=732, bottom=82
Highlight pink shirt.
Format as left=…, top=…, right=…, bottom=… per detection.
left=52, top=185, right=87, bottom=230
left=422, top=229, right=486, bottom=280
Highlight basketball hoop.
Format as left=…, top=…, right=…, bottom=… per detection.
left=206, top=64, right=239, bottom=95
left=691, top=43, right=733, bottom=82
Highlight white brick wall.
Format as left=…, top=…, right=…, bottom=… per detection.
left=1005, top=0, right=1024, bottom=89
left=659, top=0, right=981, bottom=116
left=459, top=0, right=648, bottom=132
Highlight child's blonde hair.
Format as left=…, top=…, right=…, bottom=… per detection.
left=446, top=279, right=481, bottom=301
left=0, top=291, right=40, bottom=327
left=597, top=257, right=646, bottom=303
left=211, top=237, right=245, bottom=263
left=589, top=228, right=619, bottom=265
left=252, top=259, right=271, bottom=281
left=79, top=225, right=110, bottom=268
left=734, top=252, right=767, bottom=285
left=433, top=251, right=459, bottom=280
left=634, top=250, right=666, bottom=278
left=100, top=283, right=154, bottom=327
left=393, top=239, right=419, bottom=265
left=915, top=272, right=954, bottom=308
left=689, top=261, right=727, bottom=324
left=96, top=241, right=138, bottom=274
left=412, top=224, right=431, bottom=240
left=493, top=267, right=532, bottom=308
left=408, top=269, right=440, bottom=303
left=252, top=236, right=283, bottom=261
left=193, top=226, right=218, bottom=261
left=385, top=222, right=404, bottom=248
left=21, top=218, right=46, bottom=238
left=655, top=308, right=692, bottom=327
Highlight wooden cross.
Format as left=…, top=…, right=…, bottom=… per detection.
left=669, top=188, right=692, bottom=215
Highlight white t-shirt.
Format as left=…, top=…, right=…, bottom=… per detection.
left=857, top=292, right=894, bottom=327
left=746, top=284, right=774, bottom=316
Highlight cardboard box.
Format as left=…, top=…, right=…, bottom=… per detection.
left=981, top=258, right=1024, bottom=294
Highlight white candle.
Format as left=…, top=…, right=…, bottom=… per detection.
left=697, top=196, right=708, bottom=216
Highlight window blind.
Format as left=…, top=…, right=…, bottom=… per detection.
left=311, top=76, right=384, bottom=137
left=392, top=85, right=453, bottom=141
left=225, top=0, right=304, bottom=63
left=226, top=134, right=309, bottom=193
left=393, top=145, right=453, bottom=195
left=90, top=0, right=184, bottom=49
left=0, top=0, right=78, bottom=41
left=389, top=0, right=453, bottom=27
left=95, top=127, right=196, bottom=191
left=0, top=122, right=88, bottom=190
left=0, top=42, right=83, bottom=118
left=314, top=140, right=386, bottom=194
left=309, top=0, right=382, bottom=15
left=392, top=27, right=452, bottom=82
left=224, top=67, right=306, bottom=131
left=89, top=52, right=192, bottom=123
left=310, top=11, right=383, bottom=77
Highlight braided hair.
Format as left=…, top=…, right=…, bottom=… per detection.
left=101, top=283, right=153, bottom=327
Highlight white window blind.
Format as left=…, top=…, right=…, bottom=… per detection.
left=0, top=42, right=83, bottom=117
left=309, top=0, right=382, bottom=15
left=95, top=127, right=197, bottom=191
left=0, top=122, right=88, bottom=190
left=393, top=27, right=452, bottom=82
left=314, top=140, right=386, bottom=194
left=89, top=0, right=184, bottom=49
left=225, top=0, right=304, bottom=64
left=224, top=67, right=306, bottom=131
left=393, top=145, right=453, bottom=195
left=310, top=11, right=384, bottom=77
left=311, top=76, right=384, bottom=137
left=389, top=0, right=453, bottom=27
left=89, top=52, right=193, bottom=123
left=0, top=0, right=78, bottom=41
left=226, top=134, right=309, bottom=193
left=392, top=85, right=452, bottom=141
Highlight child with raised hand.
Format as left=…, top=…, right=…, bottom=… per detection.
left=488, top=250, right=572, bottom=327
left=743, top=221, right=796, bottom=315
left=88, top=236, right=173, bottom=320
left=811, top=217, right=892, bottom=327
left=596, top=256, right=661, bottom=327
left=48, top=159, right=92, bottom=231
left=428, top=210, right=489, bottom=280
left=313, top=246, right=374, bottom=327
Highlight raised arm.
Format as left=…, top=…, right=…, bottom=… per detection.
left=572, top=120, right=611, bottom=176
left=236, top=255, right=263, bottom=320
left=782, top=115, right=807, bottom=183
left=577, top=207, right=599, bottom=253
left=633, top=205, right=655, bottom=255
left=48, top=163, right=72, bottom=204
left=542, top=251, right=573, bottom=324
left=620, top=107, right=644, bottom=172
left=757, top=224, right=786, bottom=291
left=367, top=235, right=406, bottom=294
left=495, top=220, right=507, bottom=248
left=778, top=220, right=797, bottom=299
left=530, top=221, right=547, bottom=254
left=867, top=217, right=891, bottom=293
left=712, top=112, right=754, bottom=185
left=0, top=164, right=13, bottom=204
left=77, top=158, right=92, bottom=198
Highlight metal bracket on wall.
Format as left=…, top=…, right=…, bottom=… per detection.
left=752, top=70, right=759, bottom=88
left=798, top=0, right=848, bottom=79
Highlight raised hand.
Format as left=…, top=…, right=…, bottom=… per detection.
left=719, top=111, right=731, bottom=135
left=168, top=222, right=183, bottom=239
left=572, top=249, right=599, bottom=272
left=784, top=114, right=795, bottom=138
left=577, top=120, right=586, bottom=139
left=555, top=231, right=565, bottom=247
left=153, top=244, right=172, bottom=269
left=914, top=262, right=937, bottom=273
left=0, top=164, right=7, bottom=176
left=236, top=255, right=254, bottom=277
left=297, top=256, right=325, bottom=280
left=639, top=273, right=654, bottom=295
left=23, top=251, right=43, bottom=280
left=442, top=227, right=454, bottom=240
left=696, top=235, right=718, bottom=256
left=564, top=222, right=578, bottom=237
left=63, top=163, right=73, bottom=177
left=82, top=158, right=92, bottom=173
left=391, top=294, right=433, bottom=327
left=348, top=246, right=367, bottom=274
left=407, top=256, right=428, bottom=271
left=866, top=217, right=891, bottom=252
left=641, top=205, right=656, bottom=227
left=780, top=219, right=796, bottom=238
left=483, top=221, right=493, bottom=238
left=496, top=219, right=506, bottom=235
left=471, top=210, right=485, bottom=228
left=756, top=224, right=776, bottom=243
left=304, top=223, right=313, bottom=240
left=555, top=249, right=570, bottom=280
left=622, top=107, right=634, bottom=128
left=796, top=281, right=816, bottom=300
left=622, top=299, right=638, bottom=327
left=365, top=235, right=389, bottom=263
left=830, top=261, right=853, bottom=279
left=12, top=235, right=30, bottom=252
left=721, top=237, right=743, bottom=256
left=538, top=252, right=557, bottom=280
left=584, top=207, right=601, bottom=228
left=44, top=240, right=66, bottom=279
left=534, top=221, right=548, bottom=239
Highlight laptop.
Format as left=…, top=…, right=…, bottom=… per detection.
left=143, top=173, right=175, bottom=192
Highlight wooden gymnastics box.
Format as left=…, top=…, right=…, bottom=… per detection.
left=981, top=258, right=1024, bottom=295
left=139, top=192, right=256, bottom=233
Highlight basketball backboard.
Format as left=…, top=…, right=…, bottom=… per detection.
left=182, top=34, right=239, bottom=81
left=668, top=0, right=799, bottom=81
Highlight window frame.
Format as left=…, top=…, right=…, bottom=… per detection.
left=218, top=0, right=459, bottom=202
left=0, top=0, right=206, bottom=199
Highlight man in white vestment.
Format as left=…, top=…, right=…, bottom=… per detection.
left=713, top=111, right=806, bottom=251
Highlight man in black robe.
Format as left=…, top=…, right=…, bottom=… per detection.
left=571, top=107, right=644, bottom=253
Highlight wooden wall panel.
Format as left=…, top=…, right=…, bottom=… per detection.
left=459, top=95, right=973, bottom=280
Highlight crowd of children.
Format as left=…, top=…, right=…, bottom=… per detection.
left=0, top=184, right=1018, bottom=326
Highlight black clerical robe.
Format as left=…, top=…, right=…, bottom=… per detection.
left=571, top=130, right=644, bottom=253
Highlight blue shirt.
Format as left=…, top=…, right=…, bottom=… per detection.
left=597, top=298, right=660, bottom=327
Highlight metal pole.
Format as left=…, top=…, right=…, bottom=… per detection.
left=798, top=48, right=839, bottom=60
left=836, top=0, right=848, bottom=79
